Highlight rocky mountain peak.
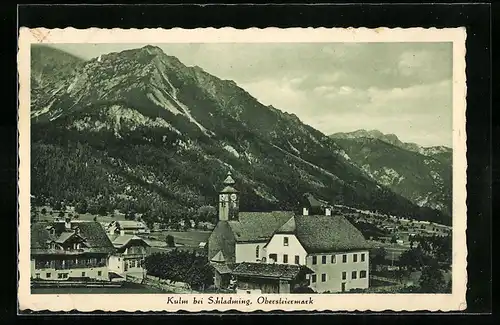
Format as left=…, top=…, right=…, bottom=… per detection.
left=30, top=45, right=451, bottom=226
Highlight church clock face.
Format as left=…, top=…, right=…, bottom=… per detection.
left=220, top=194, right=228, bottom=201
left=230, top=193, right=237, bottom=201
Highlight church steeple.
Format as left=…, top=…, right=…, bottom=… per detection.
left=218, top=171, right=239, bottom=221
left=223, top=171, right=235, bottom=186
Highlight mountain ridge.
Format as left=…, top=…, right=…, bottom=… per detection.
left=30, top=45, right=450, bottom=226
left=330, top=129, right=451, bottom=153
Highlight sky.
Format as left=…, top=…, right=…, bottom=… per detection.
left=47, top=42, right=453, bottom=147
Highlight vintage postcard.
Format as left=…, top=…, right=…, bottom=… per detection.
left=18, top=27, right=467, bottom=312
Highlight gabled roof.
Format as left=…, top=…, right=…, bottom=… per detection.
left=54, top=231, right=76, bottom=244
left=111, top=234, right=150, bottom=248
left=228, top=211, right=295, bottom=242
left=31, top=221, right=115, bottom=255
left=293, top=215, right=372, bottom=253
left=232, top=262, right=313, bottom=280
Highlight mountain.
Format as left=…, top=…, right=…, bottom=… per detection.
left=30, top=45, right=450, bottom=226
left=330, top=129, right=452, bottom=163
left=31, top=45, right=86, bottom=119
left=330, top=131, right=452, bottom=216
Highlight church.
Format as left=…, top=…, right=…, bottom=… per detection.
left=208, top=171, right=372, bottom=294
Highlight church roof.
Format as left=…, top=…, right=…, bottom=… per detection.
left=210, top=250, right=226, bottom=263
left=223, top=171, right=235, bottom=185
left=227, top=211, right=295, bottom=242
left=220, top=185, right=238, bottom=193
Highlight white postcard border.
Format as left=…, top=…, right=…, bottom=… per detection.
left=18, top=27, right=467, bottom=312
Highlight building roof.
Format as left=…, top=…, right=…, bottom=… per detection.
left=211, top=250, right=226, bottom=263
left=228, top=211, right=295, bottom=242
left=111, top=220, right=148, bottom=230
left=54, top=231, right=76, bottom=244
left=232, top=262, right=313, bottom=280
left=31, top=221, right=115, bottom=255
left=211, top=262, right=233, bottom=275
left=291, top=215, right=372, bottom=253
left=110, top=234, right=150, bottom=248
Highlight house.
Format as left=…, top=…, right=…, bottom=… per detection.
left=208, top=171, right=372, bottom=293
left=30, top=218, right=115, bottom=281
left=106, top=220, right=150, bottom=235
left=107, top=234, right=150, bottom=280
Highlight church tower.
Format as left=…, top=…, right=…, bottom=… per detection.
left=218, top=171, right=239, bottom=221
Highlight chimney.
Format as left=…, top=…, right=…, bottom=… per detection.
left=120, top=230, right=125, bottom=236
left=325, top=207, right=332, bottom=216
left=64, top=217, right=72, bottom=230
left=302, top=207, right=309, bottom=216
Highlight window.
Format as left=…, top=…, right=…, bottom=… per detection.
left=360, top=270, right=367, bottom=279
left=361, top=253, right=366, bottom=262
left=256, top=245, right=260, bottom=258
left=352, top=271, right=357, bottom=279
left=312, top=256, right=317, bottom=265
left=311, top=274, right=317, bottom=283
left=98, top=271, right=102, bottom=276
left=46, top=273, right=51, bottom=278
left=342, top=254, right=347, bottom=263
left=58, top=273, right=64, bottom=279
left=322, top=255, right=327, bottom=264
left=342, top=272, right=347, bottom=280
left=353, top=254, right=358, bottom=263
left=283, top=254, right=288, bottom=264
left=321, top=273, right=327, bottom=282
left=331, top=255, right=337, bottom=264
left=35, top=273, right=40, bottom=279
left=269, top=254, right=277, bottom=263
left=295, top=255, right=300, bottom=265
left=82, top=272, right=86, bottom=277
left=283, top=237, right=289, bottom=246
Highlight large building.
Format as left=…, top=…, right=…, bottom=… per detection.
left=208, top=172, right=372, bottom=293
left=30, top=218, right=115, bottom=281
